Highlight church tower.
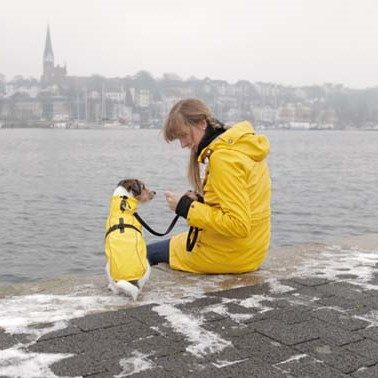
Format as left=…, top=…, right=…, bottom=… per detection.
left=41, top=25, right=67, bottom=86
left=43, top=25, right=54, bottom=80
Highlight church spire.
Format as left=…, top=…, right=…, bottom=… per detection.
left=43, top=25, right=54, bottom=66
left=41, top=25, right=67, bottom=86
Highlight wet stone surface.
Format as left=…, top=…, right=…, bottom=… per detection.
left=0, top=272, right=372, bottom=377
left=1, top=241, right=377, bottom=377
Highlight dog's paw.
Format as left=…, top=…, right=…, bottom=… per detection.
left=116, top=280, right=139, bottom=301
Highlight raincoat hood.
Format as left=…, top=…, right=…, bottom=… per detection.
left=198, top=121, right=270, bottom=163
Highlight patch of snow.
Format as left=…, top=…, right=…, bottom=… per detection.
left=275, top=354, right=308, bottom=364
left=0, top=347, right=75, bottom=378
left=203, top=303, right=252, bottom=323
left=212, top=358, right=248, bottom=368
left=268, top=278, right=295, bottom=294
left=354, top=310, right=378, bottom=327
left=239, top=294, right=274, bottom=312
left=0, top=294, right=126, bottom=338
left=294, top=247, right=378, bottom=290
left=152, top=304, right=231, bottom=358
left=114, top=351, right=155, bottom=377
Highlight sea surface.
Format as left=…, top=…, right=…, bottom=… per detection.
left=0, top=128, right=377, bottom=284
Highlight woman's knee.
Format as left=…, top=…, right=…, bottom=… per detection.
left=147, top=239, right=170, bottom=266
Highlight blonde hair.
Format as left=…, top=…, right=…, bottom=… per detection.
left=163, top=98, right=224, bottom=192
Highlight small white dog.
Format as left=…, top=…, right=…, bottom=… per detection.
left=104, top=179, right=155, bottom=300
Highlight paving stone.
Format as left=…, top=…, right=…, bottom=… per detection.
left=272, top=306, right=314, bottom=324
left=230, top=331, right=296, bottom=364
left=0, top=329, right=21, bottom=349
left=359, top=326, right=378, bottom=342
left=129, top=368, right=178, bottom=378
left=211, top=283, right=272, bottom=299
left=50, top=353, right=109, bottom=377
left=317, top=282, right=368, bottom=300
left=196, top=358, right=287, bottom=378
left=152, top=352, right=202, bottom=373
left=70, top=308, right=135, bottom=331
left=259, top=298, right=296, bottom=309
left=344, top=339, right=378, bottom=363
left=367, top=271, right=378, bottom=286
left=201, top=345, right=245, bottom=365
left=244, top=305, right=312, bottom=325
left=319, top=295, right=368, bottom=311
left=360, top=295, right=378, bottom=310
left=336, top=274, right=360, bottom=279
left=202, top=318, right=254, bottom=339
left=252, top=319, right=319, bottom=346
left=312, top=318, right=364, bottom=346
left=289, top=286, right=334, bottom=300
left=100, top=356, right=160, bottom=378
left=291, top=277, right=332, bottom=287
left=311, top=308, right=370, bottom=331
left=29, top=321, right=156, bottom=355
left=269, top=278, right=303, bottom=292
left=226, top=302, right=260, bottom=315
left=131, top=335, right=188, bottom=357
left=176, top=296, right=223, bottom=312
left=38, top=325, right=83, bottom=341
left=123, top=304, right=164, bottom=325
left=201, top=311, right=227, bottom=323
left=294, top=339, right=374, bottom=373
left=363, top=289, right=378, bottom=298
left=274, top=355, right=347, bottom=377
left=351, top=364, right=378, bottom=378
left=124, top=305, right=186, bottom=342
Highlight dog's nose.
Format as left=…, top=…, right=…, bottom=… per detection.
left=151, top=191, right=156, bottom=195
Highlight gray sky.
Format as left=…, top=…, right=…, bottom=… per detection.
left=1, top=0, right=377, bottom=88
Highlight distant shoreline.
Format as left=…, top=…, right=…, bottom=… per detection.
left=1, top=124, right=378, bottom=131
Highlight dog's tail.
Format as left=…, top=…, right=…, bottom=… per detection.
left=116, top=280, right=139, bottom=301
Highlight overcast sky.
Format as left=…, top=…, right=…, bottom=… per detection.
left=1, top=0, right=377, bottom=88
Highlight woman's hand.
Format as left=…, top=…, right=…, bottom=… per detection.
left=184, top=190, right=198, bottom=200
left=165, top=191, right=179, bottom=211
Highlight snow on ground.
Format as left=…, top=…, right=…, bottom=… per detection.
left=0, top=243, right=377, bottom=377
left=152, top=303, right=232, bottom=357
left=114, top=351, right=156, bottom=377
left=0, top=348, right=76, bottom=378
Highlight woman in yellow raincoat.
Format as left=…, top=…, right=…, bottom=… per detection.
left=147, top=98, right=271, bottom=274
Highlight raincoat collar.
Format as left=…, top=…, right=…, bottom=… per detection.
left=197, top=121, right=269, bottom=163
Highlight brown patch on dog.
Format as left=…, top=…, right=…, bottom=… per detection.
left=118, top=179, right=156, bottom=202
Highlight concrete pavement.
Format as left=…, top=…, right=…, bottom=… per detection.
left=0, top=236, right=377, bottom=377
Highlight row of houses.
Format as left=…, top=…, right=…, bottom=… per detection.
left=0, top=72, right=341, bottom=129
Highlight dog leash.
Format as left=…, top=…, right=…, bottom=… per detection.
left=133, top=212, right=180, bottom=237
left=135, top=212, right=198, bottom=251
left=107, top=195, right=197, bottom=250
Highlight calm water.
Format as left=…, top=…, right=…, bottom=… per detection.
left=0, top=128, right=377, bottom=284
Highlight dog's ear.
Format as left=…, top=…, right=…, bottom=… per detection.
left=118, top=179, right=144, bottom=197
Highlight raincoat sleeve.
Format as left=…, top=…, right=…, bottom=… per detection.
left=186, top=149, right=251, bottom=238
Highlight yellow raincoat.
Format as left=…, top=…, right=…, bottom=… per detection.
left=169, top=121, right=271, bottom=274
left=105, top=196, right=148, bottom=281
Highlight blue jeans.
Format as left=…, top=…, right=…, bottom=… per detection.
left=147, top=239, right=170, bottom=266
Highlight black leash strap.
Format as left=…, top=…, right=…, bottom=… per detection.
left=133, top=212, right=180, bottom=237
left=105, top=217, right=141, bottom=239
left=186, top=226, right=199, bottom=252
